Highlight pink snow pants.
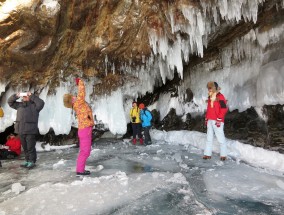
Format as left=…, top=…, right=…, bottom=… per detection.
left=76, top=126, right=92, bottom=173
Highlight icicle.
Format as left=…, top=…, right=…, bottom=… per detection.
left=105, top=55, right=108, bottom=76
left=112, top=63, right=115, bottom=74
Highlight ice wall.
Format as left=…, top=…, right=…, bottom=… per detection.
left=179, top=24, right=284, bottom=113
left=147, top=0, right=267, bottom=82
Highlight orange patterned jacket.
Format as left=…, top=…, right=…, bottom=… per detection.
left=73, top=80, right=95, bottom=130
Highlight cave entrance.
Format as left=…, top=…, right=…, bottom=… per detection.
left=0, top=125, right=15, bottom=145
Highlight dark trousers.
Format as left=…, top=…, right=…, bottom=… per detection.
left=0, top=149, right=18, bottom=159
left=143, top=126, right=152, bottom=145
left=20, top=134, right=37, bottom=163
left=132, top=123, right=142, bottom=139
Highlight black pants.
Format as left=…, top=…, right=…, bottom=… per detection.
left=132, top=123, right=142, bottom=139
left=0, top=149, right=18, bottom=159
left=20, top=134, right=37, bottom=163
left=143, top=126, right=152, bottom=145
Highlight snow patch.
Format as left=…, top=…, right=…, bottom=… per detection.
left=167, top=173, right=188, bottom=185
left=40, top=0, right=60, bottom=17
left=11, top=183, right=25, bottom=195
left=151, top=129, right=284, bottom=173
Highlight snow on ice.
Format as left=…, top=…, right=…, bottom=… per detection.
left=151, top=129, right=284, bottom=173
left=0, top=132, right=284, bottom=214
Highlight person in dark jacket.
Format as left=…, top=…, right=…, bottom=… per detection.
left=139, top=103, right=152, bottom=145
left=203, top=82, right=228, bottom=161
left=8, top=92, right=45, bottom=169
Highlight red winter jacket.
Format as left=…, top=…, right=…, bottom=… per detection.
left=5, top=137, right=21, bottom=155
left=206, top=93, right=228, bottom=122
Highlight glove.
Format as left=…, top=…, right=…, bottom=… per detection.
left=75, top=78, right=80, bottom=85
left=215, top=118, right=222, bottom=127
left=205, top=118, right=208, bottom=127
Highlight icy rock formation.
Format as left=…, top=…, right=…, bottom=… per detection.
left=0, top=0, right=283, bottom=150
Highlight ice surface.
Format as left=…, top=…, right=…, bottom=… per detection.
left=0, top=138, right=283, bottom=214
left=151, top=129, right=284, bottom=173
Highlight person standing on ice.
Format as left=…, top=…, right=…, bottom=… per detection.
left=203, top=82, right=228, bottom=161
left=139, top=103, right=152, bottom=145
left=72, top=78, right=95, bottom=176
left=8, top=92, right=45, bottom=169
left=130, top=101, right=143, bottom=145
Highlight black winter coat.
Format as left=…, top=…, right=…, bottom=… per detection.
left=8, top=94, right=45, bottom=135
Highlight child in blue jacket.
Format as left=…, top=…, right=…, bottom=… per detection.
left=139, top=103, right=152, bottom=145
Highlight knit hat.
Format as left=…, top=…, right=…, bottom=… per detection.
left=139, top=103, right=145, bottom=109
left=207, top=81, right=220, bottom=92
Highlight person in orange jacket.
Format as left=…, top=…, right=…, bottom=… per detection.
left=0, top=133, right=21, bottom=159
left=73, top=78, right=95, bottom=176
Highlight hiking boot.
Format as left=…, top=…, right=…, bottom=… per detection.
left=132, top=138, right=137, bottom=145
left=203, top=155, right=211, bottom=160
left=20, top=161, right=29, bottom=168
left=139, top=138, right=143, bottom=145
left=26, top=162, right=36, bottom=169
left=76, top=170, right=91, bottom=176
left=220, top=156, right=227, bottom=161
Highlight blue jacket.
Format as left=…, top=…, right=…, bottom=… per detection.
left=140, top=109, right=152, bottom=127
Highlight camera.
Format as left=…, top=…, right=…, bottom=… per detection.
left=19, top=92, right=28, bottom=97
left=132, top=117, right=136, bottom=122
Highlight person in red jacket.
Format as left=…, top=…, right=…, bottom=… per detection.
left=0, top=133, right=21, bottom=159
left=203, top=82, right=228, bottom=161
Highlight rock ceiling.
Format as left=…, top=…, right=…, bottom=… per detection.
left=0, top=0, right=283, bottom=93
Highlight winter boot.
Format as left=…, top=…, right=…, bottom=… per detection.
left=76, top=170, right=91, bottom=176
left=0, top=161, right=2, bottom=167
left=26, top=162, right=36, bottom=169
left=20, top=161, right=29, bottom=168
left=203, top=155, right=211, bottom=160
left=132, top=138, right=137, bottom=145
left=139, top=138, right=143, bottom=145
left=220, top=156, right=227, bottom=161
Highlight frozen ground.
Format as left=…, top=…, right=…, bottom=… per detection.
left=0, top=137, right=284, bottom=215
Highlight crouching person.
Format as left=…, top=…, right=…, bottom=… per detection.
left=73, top=78, right=95, bottom=176
left=0, top=133, right=21, bottom=159
left=203, top=82, right=228, bottom=161
left=8, top=92, right=44, bottom=169
left=139, top=103, right=152, bottom=145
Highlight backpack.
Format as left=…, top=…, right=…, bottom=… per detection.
left=143, top=109, right=153, bottom=122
